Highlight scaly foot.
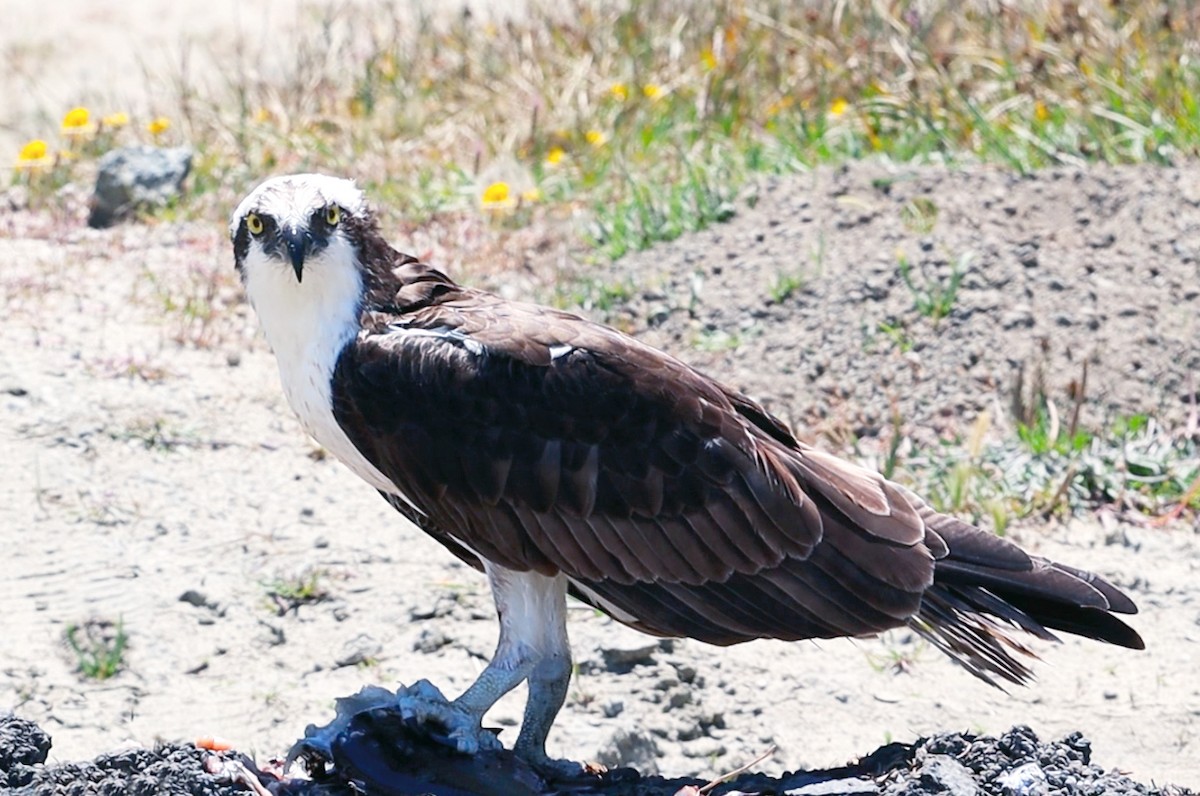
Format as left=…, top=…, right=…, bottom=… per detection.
left=395, top=679, right=503, bottom=754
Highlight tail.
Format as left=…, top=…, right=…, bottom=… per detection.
left=903, top=494, right=1143, bottom=687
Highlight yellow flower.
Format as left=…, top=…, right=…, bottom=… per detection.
left=585, top=129, right=606, bottom=147
left=1034, top=100, right=1049, bottom=122
left=829, top=97, right=849, bottom=118
left=521, top=188, right=542, bottom=203
left=545, top=147, right=566, bottom=166
left=609, top=83, right=629, bottom=102
left=18, top=139, right=48, bottom=161
left=61, top=106, right=96, bottom=136
left=147, top=117, right=171, bottom=136
left=481, top=181, right=512, bottom=208
left=253, top=107, right=273, bottom=124
left=700, top=48, right=717, bottom=71
left=642, top=83, right=663, bottom=100
left=102, top=112, right=129, bottom=128
left=15, top=139, right=52, bottom=169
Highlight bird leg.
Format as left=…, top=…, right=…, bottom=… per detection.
left=513, top=648, right=579, bottom=778
left=457, top=564, right=581, bottom=778
left=291, top=567, right=582, bottom=776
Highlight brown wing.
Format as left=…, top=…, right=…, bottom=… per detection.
left=331, top=289, right=937, bottom=645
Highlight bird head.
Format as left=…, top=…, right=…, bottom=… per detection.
left=230, top=173, right=367, bottom=284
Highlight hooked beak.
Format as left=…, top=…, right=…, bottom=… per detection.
left=282, top=226, right=310, bottom=282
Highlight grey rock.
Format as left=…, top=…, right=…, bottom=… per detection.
left=336, top=634, right=382, bottom=667
left=918, top=755, right=980, bottom=795
left=408, top=594, right=458, bottom=621
left=88, top=145, right=192, bottom=228
left=596, top=727, right=660, bottom=775
left=680, top=736, right=725, bottom=759
left=599, top=640, right=662, bottom=671
left=177, top=589, right=208, bottom=608
left=412, top=628, right=451, bottom=654
left=998, top=762, right=1047, bottom=795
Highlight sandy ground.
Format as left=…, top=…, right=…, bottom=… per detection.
left=1, top=161, right=1197, bottom=789
left=1, top=2, right=1198, bottom=790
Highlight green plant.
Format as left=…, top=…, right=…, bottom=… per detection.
left=265, top=568, right=330, bottom=616
left=768, top=270, right=803, bottom=304
left=899, top=197, right=939, bottom=235
left=66, top=619, right=128, bottom=680
left=897, top=251, right=968, bottom=324
left=877, top=320, right=913, bottom=354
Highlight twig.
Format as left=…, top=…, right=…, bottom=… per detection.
left=673, top=745, right=778, bottom=796
left=1039, top=463, right=1076, bottom=519
left=1150, top=473, right=1200, bottom=527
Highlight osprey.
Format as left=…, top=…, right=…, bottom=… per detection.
left=231, top=174, right=1142, bottom=775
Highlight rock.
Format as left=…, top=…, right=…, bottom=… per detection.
left=408, top=594, right=458, bottom=621
left=997, top=762, right=1046, bottom=795
left=412, top=628, right=451, bottom=654
left=680, top=737, right=725, bottom=759
left=178, top=589, right=209, bottom=607
left=88, top=145, right=192, bottom=228
left=602, top=700, right=624, bottom=718
left=336, top=634, right=382, bottom=667
left=596, top=727, right=660, bottom=775
left=597, top=634, right=666, bottom=672
left=917, top=755, right=979, bottom=795
left=0, top=714, right=50, bottom=785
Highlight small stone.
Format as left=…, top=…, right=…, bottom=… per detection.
left=998, top=761, right=1047, bottom=795
left=917, top=755, right=979, bottom=796
left=599, top=641, right=660, bottom=671
left=179, top=589, right=208, bottom=608
left=602, top=700, right=624, bottom=718
left=336, top=634, right=382, bottom=667
left=88, top=145, right=193, bottom=228
left=596, top=728, right=659, bottom=775
left=680, top=737, right=725, bottom=759
left=412, top=628, right=451, bottom=655
left=408, top=595, right=457, bottom=621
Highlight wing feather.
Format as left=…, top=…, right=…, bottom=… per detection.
left=331, top=287, right=985, bottom=646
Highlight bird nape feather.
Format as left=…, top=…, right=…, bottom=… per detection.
left=231, top=173, right=1143, bottom=775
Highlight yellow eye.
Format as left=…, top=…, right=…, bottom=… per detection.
left=246, top=213, right=264, bottom=235
left=326, top=205, right=341, bottom=226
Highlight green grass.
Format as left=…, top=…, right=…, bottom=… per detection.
left=891, top=410, right=1200, bottom=524
left=265, top=568, right=330, bottom=616
left=66, top=619, right=128, bottom=680
left=897, top=251, right=967, bottom=325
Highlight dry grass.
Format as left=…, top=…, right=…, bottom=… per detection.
left=13, top=1, right=1200, bottom=257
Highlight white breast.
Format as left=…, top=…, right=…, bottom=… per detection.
left=243, top=240, right=424, bottom=514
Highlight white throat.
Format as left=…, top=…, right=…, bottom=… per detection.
left=243, top=240, right=417, bottom=507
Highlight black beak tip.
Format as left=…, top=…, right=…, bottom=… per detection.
left=283, top=228, right=308, bottom=282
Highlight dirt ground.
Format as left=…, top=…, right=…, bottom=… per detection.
left=1, top=160, right=1197, bottom=793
